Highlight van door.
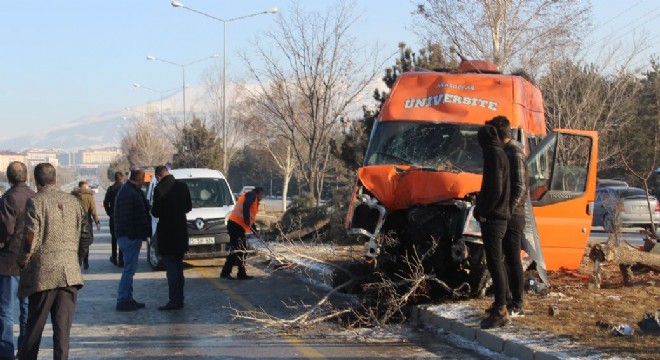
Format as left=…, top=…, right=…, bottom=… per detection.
left=527, top=129, right=598, bottom=271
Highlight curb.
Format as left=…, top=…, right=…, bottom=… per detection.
left=412, top=305, right=566, bottom=360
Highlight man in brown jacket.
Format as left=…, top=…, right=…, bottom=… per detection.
left=72, top=180, right=101, bottom=269
left=18, top=163, right=86, bottom=360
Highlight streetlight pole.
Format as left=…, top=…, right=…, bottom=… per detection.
left=146, top=54, right=219, bottom=122
left=132, top=83, right=164, bottom=120
left=171, top=0, right=278, bottom=172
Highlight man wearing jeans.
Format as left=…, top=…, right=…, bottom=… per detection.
left=114, top=167, right=151, bottom=312
left=150, top=166, right=191, bottom=310
left=0, top=162, right=33, bottom=360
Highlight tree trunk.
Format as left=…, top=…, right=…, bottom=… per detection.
left=281, top=176, right=290, bottom=213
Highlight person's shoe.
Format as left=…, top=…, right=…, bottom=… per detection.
left=220, top=274, right=235, bottom=280
left=116, top=301, right=138, bottom=312
left=158, top=303, right=184, bottom=311
left=110, top=256, right=117, bottom=266
left=237, top=274, right=254, bottom=280
left=508, top=305, right=525, bottom=318
left=480, top=305, right=510, bottom=329
left=131, top=299, right=146, bottom=309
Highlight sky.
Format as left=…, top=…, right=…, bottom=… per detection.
left=1, top=0, right=659, bottom=143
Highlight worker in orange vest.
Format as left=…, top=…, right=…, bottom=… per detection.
left=220, top=187, right=264, bottom=280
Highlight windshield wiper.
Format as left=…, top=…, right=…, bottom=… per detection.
left=375, top=151, right=412, bottom=165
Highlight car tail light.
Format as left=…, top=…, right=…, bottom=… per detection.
left=656, top=202, right=660, bottom=213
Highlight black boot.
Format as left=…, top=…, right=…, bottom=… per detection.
left=480, top=305, right=510, bottom=329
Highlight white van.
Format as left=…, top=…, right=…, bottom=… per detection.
left=145, top=168, right=235, bottom=270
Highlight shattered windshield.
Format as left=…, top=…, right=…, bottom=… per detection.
left=364, top=121, right=483, bottom=173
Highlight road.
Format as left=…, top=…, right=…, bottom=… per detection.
left=20, top=190, right=504, bottom=359
left=588, top=226, right=658, bottom=247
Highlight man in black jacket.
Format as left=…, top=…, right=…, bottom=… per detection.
left=114, top=167, right=151, bottom=312
left=474, top=123, right=511, bottom=329
left=151, top=166, right=192, bottom=311
left=103, top=171, right=125, bottom=267
left=0, top=162, right=33, bottom=359
left=488, top=116, right=527, bottom=318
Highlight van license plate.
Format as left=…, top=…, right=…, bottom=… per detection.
left=189, top=237, right=215, bottom=245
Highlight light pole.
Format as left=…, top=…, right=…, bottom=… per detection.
left=146, top=54, right=219, bottom=122
left=132, top=83, right=164, bottom=120
left=171, top=0, right=278, bottom=172
left=132, top=84, right=181, bottom=120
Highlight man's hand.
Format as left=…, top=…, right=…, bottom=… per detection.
left=96, top=223, right=101, bottom=231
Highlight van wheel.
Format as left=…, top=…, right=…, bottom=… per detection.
left=603, top=213, right=614, bottom=233
left=147, top=237, right=164, bottom=271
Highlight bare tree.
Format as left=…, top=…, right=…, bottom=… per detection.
left=202, top=65, right=255, bottom=174
left=413, top=0, right=591, bottom=72
left=242, top=1, right=385, bottom=204
left=120, top=113, right=174, bottom=166
left=540, top=60, right=641, bottom=168
left=266, top=139, right=296, bottom=212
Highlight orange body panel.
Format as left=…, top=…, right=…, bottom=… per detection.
left=358, top=166, right=481, bottom=211
left=379, top=72, right=546, bottom=136
left=533, top=129, right=599, bottom=271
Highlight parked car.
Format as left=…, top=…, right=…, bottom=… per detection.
left=596, top=178, right=628, bottom=189
left=592, top=186, right=660, bottom=232
left=145, top=168, right=235, bottom=270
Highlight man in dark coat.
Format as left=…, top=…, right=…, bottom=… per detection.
left=103, top=171, right=125, bottom=267
left=114, top=167, right=151, bottom=312
left=474, top=123, right=511, bottom=329
left=0, top=162, right=33, bottom=359
left=488, top=116, right=528, bottom=318
left=151, top=166, right=191, bottom=311
left=72, top=181, right=101, bottom=270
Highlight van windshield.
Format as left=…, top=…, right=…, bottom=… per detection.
left=179, top=178, right=233, bottom=208
left=364, top=121, right=483, bottom=173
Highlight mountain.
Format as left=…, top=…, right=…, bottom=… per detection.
left=0, top=111, right=129, bottom=151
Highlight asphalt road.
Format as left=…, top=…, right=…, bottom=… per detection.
left=18, top=190, right=504, bottom=359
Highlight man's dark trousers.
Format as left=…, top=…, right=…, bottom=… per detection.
left=162, top=254, right=185, bottom=306
left=220, top=220, right=248, bottom=277
left=20, top=286, right=78, bottom=360
left=109, top=217, right=123, bottom=264
left=481, top=219, right=508, bottom=308
left=503, top=214, right=525, bottom=308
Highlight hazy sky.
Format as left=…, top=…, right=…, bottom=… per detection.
left=1, top=1, right=658, bottom=142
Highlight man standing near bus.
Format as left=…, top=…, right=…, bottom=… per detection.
left=474, top=123, right=511, bottom=329
left=488, top=116, right=527, bottom=318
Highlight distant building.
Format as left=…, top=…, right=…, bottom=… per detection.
left=26, top=149, right=59, bottom=168
left=0, top=151, right=27, bottom=173
left=56, top=148, right=122, bottom=168
left=76, top=148, right=122, bottom=166
left=57, top=151, right=76, bottom=167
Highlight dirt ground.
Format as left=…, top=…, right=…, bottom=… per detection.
left=317, top=244, right=660, bottom=359
left=466, top=254, right=660, bottom=359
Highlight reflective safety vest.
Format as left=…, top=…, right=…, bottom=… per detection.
left=228, top=192, right=258, bottom=232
